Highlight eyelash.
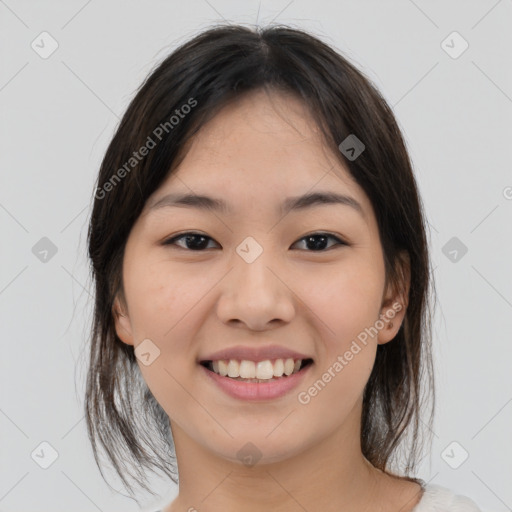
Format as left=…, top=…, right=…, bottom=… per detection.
left=162, top=231, right=348, bottom=252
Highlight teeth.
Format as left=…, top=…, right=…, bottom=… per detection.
left=227, top=360, right=239, bottom=378
left=208, top=357, right=308, bottom=380
left=256, top=360, right=274, bottom=379
left=284, top=358, right=294, bottom=376
left=273, top=358, right=284, bottom=377
left=239, top=360, right=256, bottom=378
left=218, top=360, right=228, bottom=376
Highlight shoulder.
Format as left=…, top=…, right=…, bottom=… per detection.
left=412, top=483, right=482, bottom=512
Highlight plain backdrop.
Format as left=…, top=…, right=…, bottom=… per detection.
left=1, top=1, right=511, bottom=511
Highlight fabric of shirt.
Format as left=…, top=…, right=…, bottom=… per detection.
left=412, top=483, right=482, bottom=511
left=153, top=483, right=483, bottom=511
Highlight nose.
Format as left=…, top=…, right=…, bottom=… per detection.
left=215, top=248, right=296, bottom=332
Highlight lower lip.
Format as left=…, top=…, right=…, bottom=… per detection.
left=200, top=363, right=313, bottom=401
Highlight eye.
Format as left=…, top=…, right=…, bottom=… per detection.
left=291, top=232, right=347, bottom=251
left=162, top=232, right=219, bottom=251
left=162, top=231, right=347, bottom=252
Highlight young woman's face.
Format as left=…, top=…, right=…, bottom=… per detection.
left=114, top=89, right=407, bottom=466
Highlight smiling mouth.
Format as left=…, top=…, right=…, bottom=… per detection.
left=200, top=358, right=314, bottom=383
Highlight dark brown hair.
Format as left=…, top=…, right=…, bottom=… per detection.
left=85, top=23, right=435, bottom=500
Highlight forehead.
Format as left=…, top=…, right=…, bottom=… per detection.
left=146, top=90, right=372, bottom=219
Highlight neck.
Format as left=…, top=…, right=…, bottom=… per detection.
left=165, top=407, right=390, bottom=512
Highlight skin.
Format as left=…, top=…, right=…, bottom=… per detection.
left=113, top=89, right=422, bottom=512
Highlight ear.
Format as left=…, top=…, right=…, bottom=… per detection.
left=377, top=251, right=410, bottom=345
left=112, top=295, right=135, bottom=346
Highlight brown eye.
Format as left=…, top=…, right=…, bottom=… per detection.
left=162, top=231, right=347, bottom=252
left=291, top=233, right=347, bottom=251
left=163, top=232, right=218, bottom=251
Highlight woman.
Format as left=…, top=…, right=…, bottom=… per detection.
left=85, top=24, right=481, bottom=512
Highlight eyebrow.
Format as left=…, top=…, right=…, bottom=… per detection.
left=148, top=191, right=365, bottom=217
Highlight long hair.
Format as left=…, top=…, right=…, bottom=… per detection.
left=85, top=23, right=435, bottom=500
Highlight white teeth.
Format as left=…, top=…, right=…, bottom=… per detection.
left=273, top=358, right=284, bottom=377
left=227, top=360, right=239, bottom=378
left=284, top=358, right=295, bottom=376
left=239, top=360, right=256, bottom=378
left=207, top=357, right=308, bottom=379
left=218, top=360, right=228, bottom=376
left=256, top=360, right=274, bottom=379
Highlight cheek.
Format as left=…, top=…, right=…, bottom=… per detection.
left=306, top=259, right=385, bottom=345
left=298, top=258, right=383, bottom=411
left=122, top=256, right=213, bottom=395
left=297, top=344, right=376, bottom=436
left=123, top=256, right=212, bottom=338
left=297, top=268, right=381, bottom=423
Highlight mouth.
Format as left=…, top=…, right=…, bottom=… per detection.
left=199, top=357, right=314, bottom=401
left=199, top=357, right=314, bottom=383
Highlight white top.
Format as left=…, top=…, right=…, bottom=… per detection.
left=153, top=483, right=482, bottom=512
left=412, top=483, right=482, bottom=511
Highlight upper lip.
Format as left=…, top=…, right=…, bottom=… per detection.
left=199, top=345, right=313, bottom=363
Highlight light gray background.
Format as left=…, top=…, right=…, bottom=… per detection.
left=1, top=1, right=511, bottom=511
